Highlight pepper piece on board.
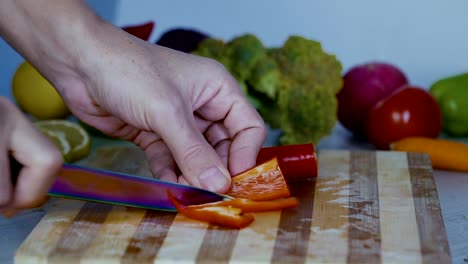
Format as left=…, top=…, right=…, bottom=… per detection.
left=168, top=191, right=255, bottom=229
left=227, top=157, right=291, bottom=201
left=429, top=72, right=468, bottom=137
left=187, top=197, right=299, bottom=213
left=167, top=157, right=299, bottom=228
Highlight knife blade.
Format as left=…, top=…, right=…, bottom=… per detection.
left=9, top=157, right=227, bottom=212
left=9, top=143, right=317, bottom=212
left=49, top=164, right=229, bottom=211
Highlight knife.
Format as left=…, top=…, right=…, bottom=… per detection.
left=9, top=143, right=316, bottom=212
left=9, top=157, right=228, bottom=212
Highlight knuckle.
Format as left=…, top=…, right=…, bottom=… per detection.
left=32, top=147, right=63, bottom=173
left=181, top=142, right=207, bottom=165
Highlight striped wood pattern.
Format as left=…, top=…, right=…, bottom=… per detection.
left=15, top=147, right=451, bottom=263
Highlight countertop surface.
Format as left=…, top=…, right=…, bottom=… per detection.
left=1, top=124, right=467, bottom=264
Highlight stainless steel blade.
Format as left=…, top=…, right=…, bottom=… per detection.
left=48, top=163, right=227, bottom=212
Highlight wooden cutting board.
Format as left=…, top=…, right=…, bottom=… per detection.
left=15, top=146, right=451, bottom=263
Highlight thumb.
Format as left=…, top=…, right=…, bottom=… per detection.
left=157, top=115, right=231, bottom=193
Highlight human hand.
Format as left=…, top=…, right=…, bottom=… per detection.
left=0, top=97, right=62, bottom=217
left=0, top=0, right=266, bottom=194
left=55, top=26, right=266, bottom=193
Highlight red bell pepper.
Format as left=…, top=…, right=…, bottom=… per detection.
left=257, top=143, right=318, bottom=180
left=187, top=197, right=299, bottom=213
left=168, top=191, right=255, bottom=229
left=167, top=157, right=301, bottom=228
left=121, top=21, right=155, bottom=41
left=227, top=157, right=291, bottom=201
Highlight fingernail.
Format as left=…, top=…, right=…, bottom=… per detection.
left=198, top=167, right=229, bottom=192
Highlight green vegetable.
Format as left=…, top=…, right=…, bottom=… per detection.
left=429, top=73, right=468, bottom=137
left=193, top=34, right=343, bottom=145
left=192, top=38, right=228, bottom=65
left=225, top=34, right=267, bottom=81
left=270, top=36, right=343, bottom=144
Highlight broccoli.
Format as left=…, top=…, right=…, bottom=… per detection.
left=192, top=38, right=229, bottom=66
left=270, top=36, right=343, bottom=144
left=225, top=34, right=267, bottom=81
left=271, top=36, right=342, bottom=93
left=276, top=78, right=339, bottom=145
left=192, top=34, right=343, bottom=145
left=246, top=55, right=280, bottom=100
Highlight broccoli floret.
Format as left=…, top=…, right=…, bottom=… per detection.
left=277, top=79, right=339, bottom=145
left=192, top=34, right=343, bottom=145
left=256, top=97, right=282, bottom=129
left=225, top=34, right=267, bottom=81
left=273, top=36, right=343, bottom=145
left=194, top=35, right=270, bottom=105
left=272, top=36, right=342, bottom=93
left=192, top=38, right=230, bottom=66
left=246, top=56, right=280, bottom=100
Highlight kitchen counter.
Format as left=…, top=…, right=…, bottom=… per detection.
left=1, top=124, right=467, bottom=264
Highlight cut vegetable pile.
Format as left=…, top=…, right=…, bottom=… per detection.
left=168, top=157, right=300, bottom=228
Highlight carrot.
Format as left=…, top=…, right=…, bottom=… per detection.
left=390, top=137, right=468, bottom=172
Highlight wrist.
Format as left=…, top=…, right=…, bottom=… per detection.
left=0, top=0, right=107, bottom=91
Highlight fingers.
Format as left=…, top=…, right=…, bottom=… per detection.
left=204, top=122, right=231, bottom=168
left=144, top=139, right=179, bottom=183
left=10, top=125, right=63, bottom=209
left=0, top=152, right=13, bottom=208
left=196, top=76, right=267, bottom=175
left=2, top=99, right=63, bottom=210
left=225, top=101, right=266, bottom=175
left=153, top=104, right=231, bottom=193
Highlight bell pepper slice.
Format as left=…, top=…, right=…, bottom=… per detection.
left=168, top=156, right=302, bottom=228
left=186, top=197, right=299, bottom=213
left=227, top=157, right=290, bottom=201
left=257, top=143, right=318, bottom=180
left=168, top=191, right=254, bottom=229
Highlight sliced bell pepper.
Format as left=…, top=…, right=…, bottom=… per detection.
left=227, top=157, right=290, bottom=201
left=186, top=197, right=299, bottom=213
left=168, top=156, right=301, bottom=228
left=168, top=191, right=254, bottom=229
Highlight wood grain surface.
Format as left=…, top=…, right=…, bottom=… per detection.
left=15, top=146, right=451, bottom=263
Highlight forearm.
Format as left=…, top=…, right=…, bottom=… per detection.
left=0, top=0, right=107, bottom=85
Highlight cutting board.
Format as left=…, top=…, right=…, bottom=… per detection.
left=15, top=146, right=451, bottom=263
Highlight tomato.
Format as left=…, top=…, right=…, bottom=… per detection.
left=366, top=86, right=442, bottom=150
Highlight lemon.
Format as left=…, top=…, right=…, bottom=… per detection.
left=39, top=129, right=72, bottom=162
left=12, top=61, right=71, bottom=120
left=35, top=120, right=91, bottom=162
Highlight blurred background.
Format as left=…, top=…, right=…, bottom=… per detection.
left=2, top=0, right=468, bottom=100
